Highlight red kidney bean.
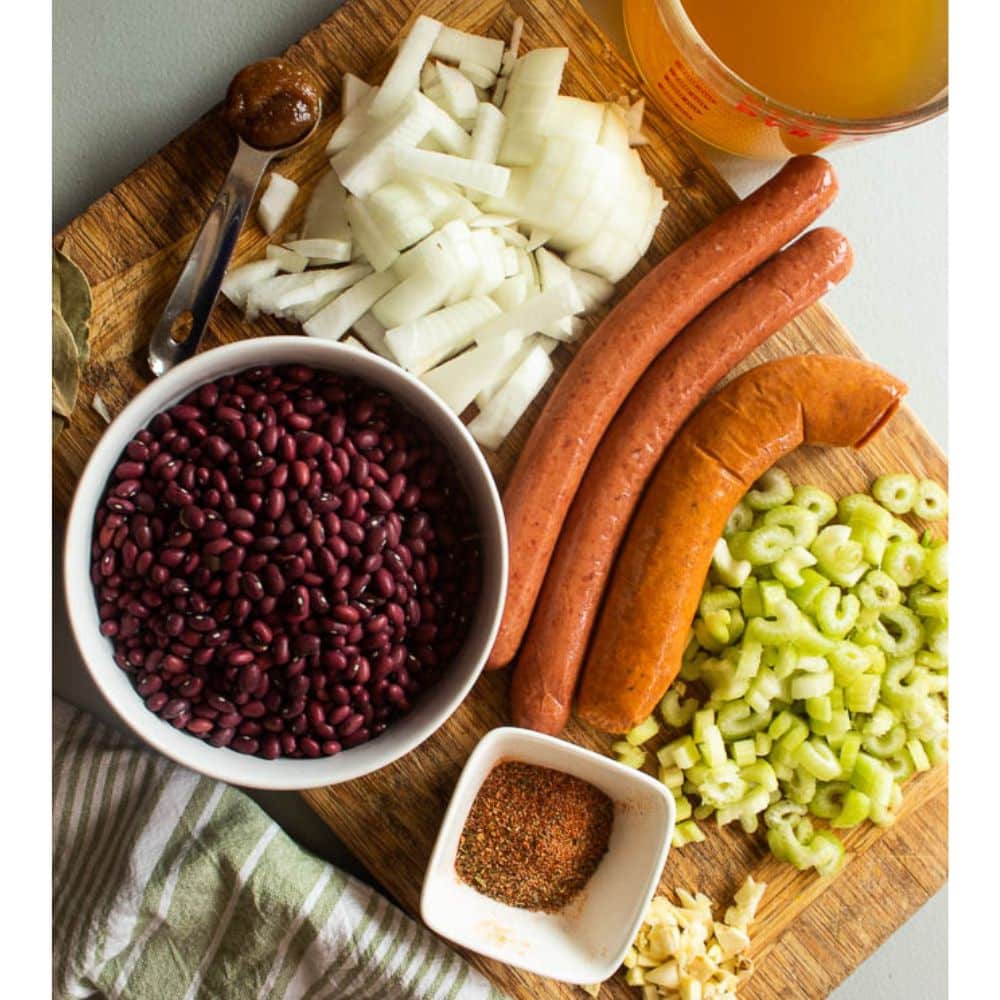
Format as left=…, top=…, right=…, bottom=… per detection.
left=92, top=364, right=481, bottom=760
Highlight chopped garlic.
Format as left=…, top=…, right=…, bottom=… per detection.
left=606, top=876, right=766, bottom=999
left=92, top=392, right=112, bottom=424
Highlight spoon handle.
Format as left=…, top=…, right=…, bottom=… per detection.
left=147, top=140, right=273, bottom=376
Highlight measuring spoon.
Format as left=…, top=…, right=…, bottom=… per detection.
left=147, top=58, right=322, bottom=376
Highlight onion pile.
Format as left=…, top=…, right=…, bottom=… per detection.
left=223, top=15, right=665, bottom=449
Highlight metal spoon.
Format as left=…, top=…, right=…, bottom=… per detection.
left=147, top=59, right=322, bottom=377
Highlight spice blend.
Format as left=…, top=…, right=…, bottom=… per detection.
left=455, top=760, right=614, bottom=912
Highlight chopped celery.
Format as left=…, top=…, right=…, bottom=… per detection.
left=883, top=540, right=927, bottom=587
left=659, top=766, right=685, bottom=790
left=845, top=496, right=894, bottom=536
left=851, top=752, right=893, bottom=806
left=740, top=576, right=764, bottom=618
left=864, top=703, right=897, bottom=738
left=660, top=687, right=699, bottom=729
left=716, top=785, right=770, bottom=826
left=811, top=525, right=866, bottom=585
left=872, top=472, right=918, bottom=514
left=745, top=467, right=794, bottom=511
left=907, top=738, right=931, bottom=773
left=612, top=741, right=646, bottom=768
left=806, top=695, right=832, bottom=723
left=740, top=761, right=779, bottom=796
left=671, top=820, right=705, bottom=847
left=874, top=606, right=925, bottom=657
left=711, top=537, right=752, bottom=587
left=745, top=525, right=795, bottom=565
left=692, top=708, right=716, bottom=744
left=850, top=524, right=887, bottom=567
left=773, top=545, right=819, bottom=589
left=746, top=668, right=782, bottom=714
left=699, top=724, right=727, bottom=767
left=862, top=723, right=907, bottom=759
left=789, top=567, right=832, bottom=614
left=763, top=505, right=820, bottom=546
left=838, top=493, right=886, bottom=526
left=790, top=670, right=834, bottom=701
left=700, top=586, right=741, bottom=616
left=838, top=732, right=862, bottom=778
left=845, top=675, right=881, bottom=714
left=717, top=701, right=773, bottom=741
left=754, top=731, right=773, bottom=757
left=764, top=798, right=806, bottom=829
left=791, top=484, right=838, bottom=525
left=785, top=767, right=816, bottom=805
left=795, top=739, right=841, bottom=781
left=832, top=788, right=871, bottom=828
left=724, top=499, right=755, bottom=535
left=855, top=569, right=901, bottom=610
left=627, top=715, right=660, bottom=746
left=815, top=587, right=860, bottom=638
left=674, top=793, right=693, bottom=822
left=809, top=709, right=850, bottom=741
left=912, top=591, right=948, bottom=621
left=829, top=642, right=869, bottom=686
left=914, top=479, right=948, bottom=521
left=924, top=543, right=948, bottom=589
left=809, top=781, right=850, bottom=819
left=668, top=736, right=701, bottom=770
left=883, top=752, right=914, bottom=782
left=759, top=580, right=788, bottom=616
left=696, top=763, right=746, bottom=807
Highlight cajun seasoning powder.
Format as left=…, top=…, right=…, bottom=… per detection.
left=455, top=760, right=614, bottom=912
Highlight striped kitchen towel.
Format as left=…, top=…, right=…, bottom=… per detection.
left=52, top=699, right=507, bottom=1000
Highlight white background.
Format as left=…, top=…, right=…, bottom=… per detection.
left=51, top=1, right=948, bottom=996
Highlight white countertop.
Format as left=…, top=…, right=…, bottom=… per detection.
left=53, top=1, right=947, bottom=995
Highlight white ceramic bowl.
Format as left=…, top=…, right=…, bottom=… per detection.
left=64, top=337, right=507, bottom=789
left=421, top=727, right=675, bottom=984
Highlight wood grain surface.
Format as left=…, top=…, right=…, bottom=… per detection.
left=52, top=1, right=948, bottom=997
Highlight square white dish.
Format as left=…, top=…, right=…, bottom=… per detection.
left=420, top=726, right=675, bottom=984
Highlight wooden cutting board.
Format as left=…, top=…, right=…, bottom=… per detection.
left=52, top=0, right=948, bottom=997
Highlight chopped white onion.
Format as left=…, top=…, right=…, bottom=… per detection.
left=352, top=312, right=394, bottom=359
left=469, top=103, right=506, bottom=164
left=302, top=171, right=351, bottom=242
left=570, top=267, right=616, bottom=310
left=367, top=182, right=435, bottom=251
left=474, top=279, right=584, bottom=344
left=385, top=296, right=501, bottom=374
left=369, top=14, right=442, bottom=119
left=434, top=62, right=479, bottom=122
left=431, top=25, right=504, bottom=75
left=266, top=244, right=309, bottom=273
left=342, top=72, right=373, bottom=116
left=331, top=92, right=436, bottom=197
left=269, top=263, right=373, bottom=314
left=458, top=60, right=498, bottom=90
left=474, top=333, right=557, bottom=409
left=341, top=335, right=367, bottom=351
left=540, top=95, right=604, bottom=143
left=500, top=16, right=524, bottom=77
left=396, top=147, right=510, bottom=197
left=326, top=89, right=377, bottom=155
left=282, top=238, right=352, bottom=263
left=503, top=48, right=568, bottom=132
left=257, top=173, right=299, bottom=236
left=420, top=333, right=522, bottom=414
left=468, top=344, right=553, bottom=449
left=372, top=266, right=451, bottom=328
left=221, top=259, right=280, bottom=309
left=304, top=269, right=396, bottom=341
left=344, top=195, right=400, bottom=272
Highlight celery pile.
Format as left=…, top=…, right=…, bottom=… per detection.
left=613, top=469, right=948, bottom=877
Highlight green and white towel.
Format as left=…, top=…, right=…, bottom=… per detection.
left=53, top=699, right=507, bottom=1000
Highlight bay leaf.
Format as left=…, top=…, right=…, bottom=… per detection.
left=53, top=249, right=92, bottom=364
left=52, top=413, right=67, bottom=443
left=52, top=307, right=80, bottom=418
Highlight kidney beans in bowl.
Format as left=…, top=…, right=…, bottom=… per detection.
left=65, top=338, right=507, bottom=789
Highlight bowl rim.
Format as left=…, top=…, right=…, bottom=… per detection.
left=420, top=726, right=674, bottom=982
left=64, top=336, right=508, bottom=789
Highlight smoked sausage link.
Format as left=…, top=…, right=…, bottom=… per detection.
left=489, top=156, right=839, bottom=670
left=576, top=355, right=907, bottom=734
left=511, top=228, right=853, bottom=735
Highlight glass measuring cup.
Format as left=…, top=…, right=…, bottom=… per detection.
left=622, top=0, right=948, bottom=159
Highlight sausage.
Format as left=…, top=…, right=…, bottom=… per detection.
left=488, top=155, right=839, bottom=670
left=511, top=228, right=853, bottom=734
left=576, top=355, right=907, bottom=734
